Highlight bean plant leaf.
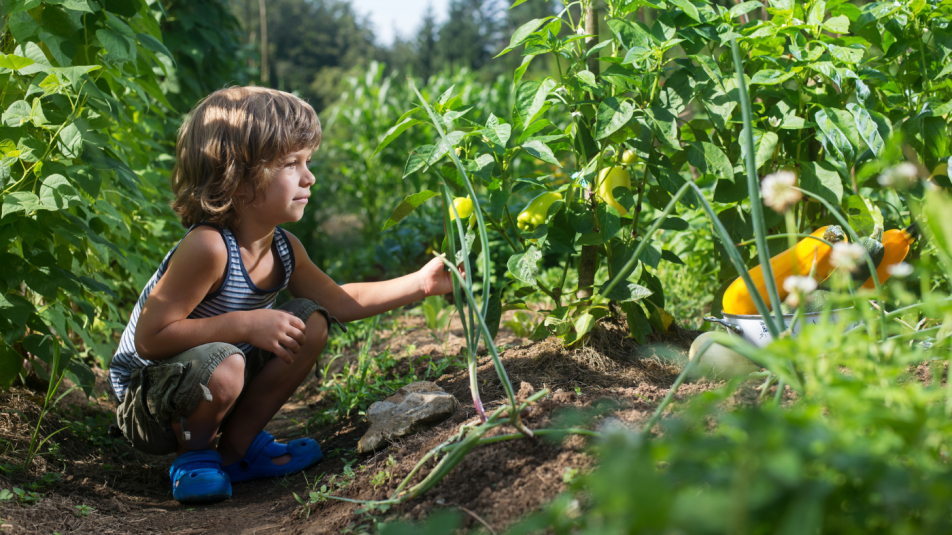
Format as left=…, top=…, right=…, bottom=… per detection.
left=0, top=54, right=34, bottom=71
left=136, top=33, right=174, bottom=61
left=621, top=301, right=651, bottom=344
left=381, top=190, right=439, bottom=231
left=687, top=141, right=733, bottom=180
left=2, top=100, right=31, bottom=127
left=594, top=97, right=634, bottom=140
left=508, top=246, right=542, bottom=286
left=40, top=174, right=82, bottom=209
left=798, top=160, right=843, bottom=204
left=740, top=128, right=779, bottom=170
left=96, top=29, right=135, bottom=63
left=58, top=122, right=84, bottom=158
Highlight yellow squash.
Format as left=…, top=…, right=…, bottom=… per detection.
left=861, top=225, right=916, bottom=289
left=722, top=225, right=846, bottom=315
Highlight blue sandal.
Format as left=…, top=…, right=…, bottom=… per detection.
left=223, top=431, right=323, bottom=483
left=170, top=450, right=232, bottom=503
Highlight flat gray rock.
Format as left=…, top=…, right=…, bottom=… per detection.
left=357, top=381, right=457, bottom=454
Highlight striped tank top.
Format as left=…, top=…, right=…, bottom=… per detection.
left=109, top=223, right=295, bottom=402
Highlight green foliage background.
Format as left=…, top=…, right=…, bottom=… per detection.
left=0, top=0, right=250, bottom=392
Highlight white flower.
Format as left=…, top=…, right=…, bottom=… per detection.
left=887, top=262, right=914, bottom=278
left=783, top=275, right=818, bottom=307
left=878, top=162, right=919, bottom=188
left=761, top=170, right=801, bottom=213
left=830, top=242, right=868, bottom=273
left=571, top=111, right=583, bottom=118
left=769, top=116, right=782, bottom=128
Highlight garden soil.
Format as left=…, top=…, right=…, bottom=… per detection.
left=0, top=313, right=732, bottom=534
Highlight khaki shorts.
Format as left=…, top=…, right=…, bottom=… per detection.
left=116, top=298, right=341, bottom=455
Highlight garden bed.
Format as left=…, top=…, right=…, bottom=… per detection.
left=0, top=314, right=717, bottom=534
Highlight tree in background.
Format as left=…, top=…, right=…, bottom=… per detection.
left=227, top=0, right=376, bottom=111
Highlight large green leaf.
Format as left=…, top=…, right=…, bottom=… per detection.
left=381, top=190, right=439, bottom=231
left=600, top=280, right=652, bottom=302
left=847, top=103, right=884, bottom=157
left=40, top=174, right=82, bottom=209
left=798, top=160, right=843, bottom=204
left=1, top=100, right=31, bottom=127
left=607, top=18, right=651, bottom=50
left=96, top=29, right=136, bottom=63
left=740, top=128, right=778, bottom=170
left=645, top=105, right=680, bottom=150
left=921, top=116, right=950, bottom=171
left=0, top=342, right=23, bottom=389
left=514, top=78, right=556, bottom=127
left=815, top=108, right=855, bottom=164
left=58, top=122, right=84, bottom=158
left=496, top=17, right=551, bottom=57
left=594, top=97, right=634, bottom=140
left=136, top=33, right=174, bottom=61
left=687, top=141, right=733, bottom=180
left=669, top=0, right=701, bottom=21
left=508, top=246, right=542, bottom=286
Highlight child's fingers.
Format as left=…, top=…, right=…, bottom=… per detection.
left=273, top=344, right=294, bottom=364
left=281, top=334, right=301, bottom=354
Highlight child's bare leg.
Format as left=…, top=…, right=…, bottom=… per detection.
left=217, top=313, right=328, bottom=466
left=170, top=353, right=245, bottom=455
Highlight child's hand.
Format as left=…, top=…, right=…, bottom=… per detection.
left=245, top=309, right=306, bottom=363
left=418, top=255, right=460, bottom=297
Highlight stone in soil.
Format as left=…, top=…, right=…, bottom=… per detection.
left=357, top=381, right=457, bottom=454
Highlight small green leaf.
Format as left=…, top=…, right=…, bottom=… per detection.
left=521, top=140, right=560, bottom=167
left=846, top=103, right=884, bottom=157
left=600, top=281, right=652, bottom=302
left=740, top=128, right=778, bottom=170
left=749, top=69, right=795, bottom=85
left=374, top=117, right=419, bottom=157
left=381, top=190, right=439, bottom=231
left=0, top=342, right=23, bottom=389
left=668, top=0, right=700, bottom=22
left=482, top=115, right=511, bottom=147
left=508, top=246, right=542, bottom=286
left=0, top=54, right=35, bottom=71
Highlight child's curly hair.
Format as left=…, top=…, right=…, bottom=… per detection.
left=170, top=86, right=321, bottom=229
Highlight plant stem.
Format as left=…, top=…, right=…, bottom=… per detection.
left=730, top=37, right=786, bottom=331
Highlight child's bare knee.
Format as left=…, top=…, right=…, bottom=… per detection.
left=208, top=353, right=245, bottom=405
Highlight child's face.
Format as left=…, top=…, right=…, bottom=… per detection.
left=250, top=148, right=315, bottom=225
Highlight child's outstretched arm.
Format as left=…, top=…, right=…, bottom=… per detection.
left=135, top=227, right=307, bottom=362
left=284, top=232, right=455, bottom=323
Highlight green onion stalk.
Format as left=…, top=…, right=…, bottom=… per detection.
left=410, top=80, right=523, bottom=429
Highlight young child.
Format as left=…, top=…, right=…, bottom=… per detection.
left=109, top=86, right=454, bottom=503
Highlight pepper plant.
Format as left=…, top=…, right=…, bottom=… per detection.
left=379, top=0, right=952, bottom=347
